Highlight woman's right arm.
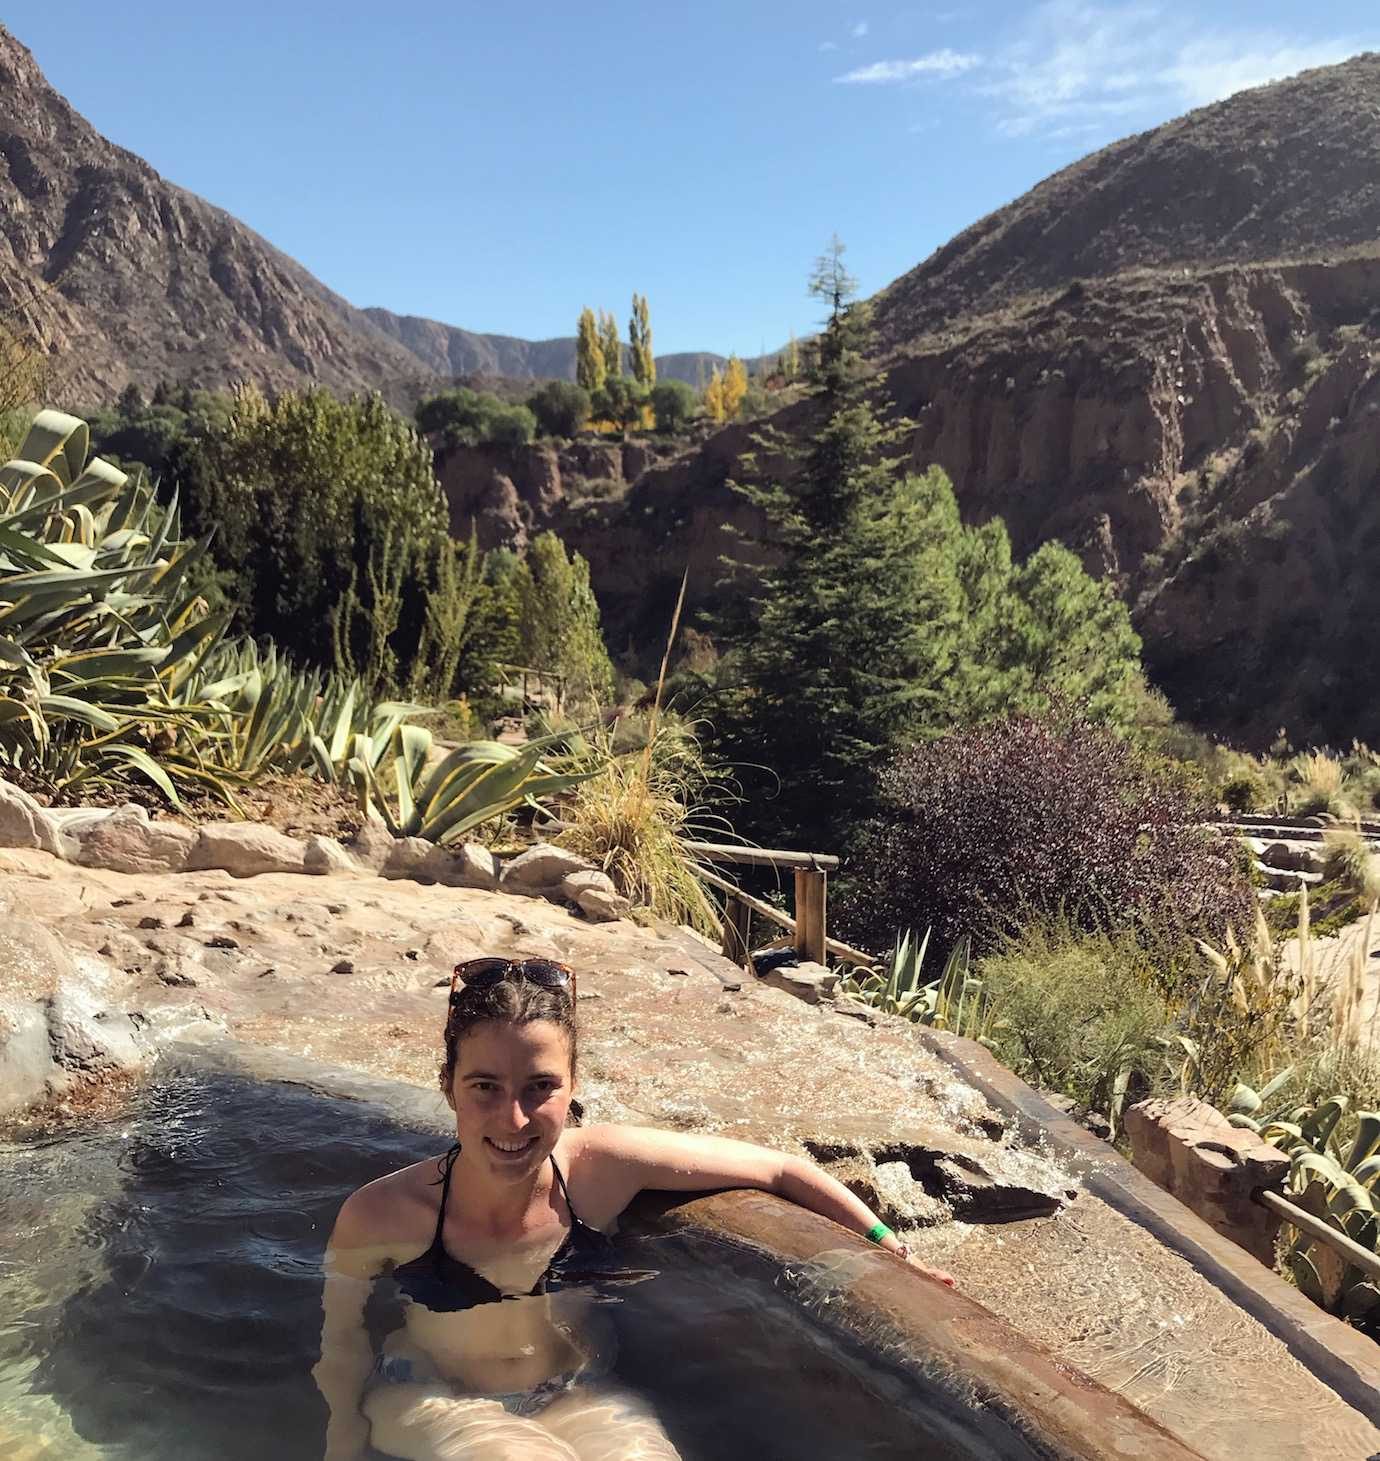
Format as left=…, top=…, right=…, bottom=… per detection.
left=312, top=1191, right=388, bottom=1461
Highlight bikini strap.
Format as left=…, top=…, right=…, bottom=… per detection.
left=549, top=1154, right=583, bottom=1226
left=432, top=1144, right=460, bottom=1246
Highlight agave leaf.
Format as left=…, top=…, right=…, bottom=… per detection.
left=37, top=694, right=120, bottom=732
left=1301, top=1097, right=1349, bottom=1151
left=92, top=743, right=183, bottom=807
left=1344, top=1113, right=1380, bottom=1175
left=1228, top=1083, right=1263, bottom=1116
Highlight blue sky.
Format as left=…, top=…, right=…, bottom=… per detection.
left=9, top=2, right=1377, bottom=356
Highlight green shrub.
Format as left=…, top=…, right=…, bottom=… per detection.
left=416, top=388, right=535, bottom=449
left=839, top=712, right=1255, bottom=959
left=977, top=924, right=1174, bottom=1130
left=527, top=380, right=591, bottom=438
left=1321, top=829, right=1380, bottom=904
left=649, top=379, right=697, bottom=434
left=1221, top=773, right=1265, bottom=813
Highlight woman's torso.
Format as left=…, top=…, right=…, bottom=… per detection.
left=379, top=1134, right=616, bottom=1394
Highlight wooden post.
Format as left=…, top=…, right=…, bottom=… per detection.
left=793, top=868, right=827, bottom=966
left=721, top=894, right=753, bottom=969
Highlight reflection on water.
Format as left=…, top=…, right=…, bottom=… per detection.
left=0, top=1068, right=1026, bottom=1460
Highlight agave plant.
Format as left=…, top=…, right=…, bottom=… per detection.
left=0, top=410, right=237, bottom=802
left=838, top=930, right=990, bottom=1040
left=1226, top=1074, right=1380, bottom=1326
left=354, top=726, right=599, bottom=846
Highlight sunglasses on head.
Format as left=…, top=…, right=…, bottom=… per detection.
left=450, top=957, right=577, bottom=1004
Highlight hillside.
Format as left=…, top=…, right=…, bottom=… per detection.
left=547, top=54, right=1380, bottom=750
left=0, top=26, right=723, bottom=404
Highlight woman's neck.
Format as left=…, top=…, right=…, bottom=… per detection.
left=453, top=1145, right=553, bottom=1234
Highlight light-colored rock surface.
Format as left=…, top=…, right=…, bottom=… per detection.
left=345, top=817, right=395, bottom=872
left=0, top=780, right=63, bottom=858
left=303, top=834, right=360, bottom=876
left=500, top=841, right=595, bottom=893
left=186, top=821, right=308, bottom=877
left=560, top=869, right=630, bottom=922
left=381, top=834, right=436, bottom=882
left=75, top=804, right=197, bottom=874
left=762, top=960, right=836, bottom=1005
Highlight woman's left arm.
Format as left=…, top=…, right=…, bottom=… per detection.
left=580, top=1125, right=954, bottom=1285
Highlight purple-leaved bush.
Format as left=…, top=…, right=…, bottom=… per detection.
left=839, top=714, right=1254, bottom=959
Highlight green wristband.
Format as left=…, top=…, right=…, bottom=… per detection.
left=866, top=1221, right=893, bottom=1245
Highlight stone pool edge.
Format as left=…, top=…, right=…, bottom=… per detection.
left=915, top=1028, right=1380, bottom=1428
left=630, top=1188, right=1208, bottom=1461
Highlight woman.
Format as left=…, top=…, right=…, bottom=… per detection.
left=314, top=958, right=953, bottom=1460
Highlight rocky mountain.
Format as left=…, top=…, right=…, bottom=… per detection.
left=533, top=52, right=1380, bottom=751
left=362, top=308, right=727, bottom=387
left=0, top=26, right=723, bottom=405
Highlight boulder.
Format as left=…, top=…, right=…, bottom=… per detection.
left=186, top=821, right=307, bottom=878
left=0, top=779, right=63, bottom=858
left=763, top=960, right=836, bottom=1006
left=561, top=869, right=631, bottom=922
left=44, top=984, right=153, bottom=1081
left=501, top=843, right=596, bottom=893
left=382, top=835, right=437, bottom=882
left=303, top=834, right=359, bottom=876
left=346, top=817, right=396, bottom=873
left=423, top=841, right=501, bottom=890
left=76, top=804, right=197, bottom=875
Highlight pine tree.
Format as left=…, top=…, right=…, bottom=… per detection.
left=713, top=237, right=966, bottom=848
left=576, top=308, right=605, bottom=394
left=598, top=310, right=622, bottom=380
left=722, top=355, right=748, bottom=420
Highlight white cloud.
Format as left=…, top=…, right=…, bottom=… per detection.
left=975, top=2, right=1373, bottom=139
left=852, top=20, right=870, bottom=38
left=818, top=39, right=839, bottom=52
left=835, top=48, right=982, bottom=83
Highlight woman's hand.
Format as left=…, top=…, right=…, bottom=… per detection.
left=904, top=1253, right=957, bottom=1288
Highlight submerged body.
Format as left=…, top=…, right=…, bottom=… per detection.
left=314, top=962, right=952, bottom=1459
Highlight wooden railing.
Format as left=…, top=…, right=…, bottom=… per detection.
left=681, top=841, right=874, bottom=972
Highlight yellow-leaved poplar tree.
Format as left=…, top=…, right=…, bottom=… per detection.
left=722, top=355, right=748, bottom=420
left=703, top=367, right=725, bottom=423
left=576, top=308, right=605, bottom=394
left=629, top=293, right=655, bottom=387
left=598, top=310, right=621, bottom=379
left=784, top=333, right=800, bottom=382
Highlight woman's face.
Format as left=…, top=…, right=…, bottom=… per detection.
left=447, top=1018, right=574, bottom=1184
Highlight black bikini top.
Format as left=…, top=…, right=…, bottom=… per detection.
left=391, top=1144, right=617, bottom=1313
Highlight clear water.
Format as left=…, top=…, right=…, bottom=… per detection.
left=0, top=1064, right=1044, bottom=1460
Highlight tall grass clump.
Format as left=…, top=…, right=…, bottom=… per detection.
left=1320, top=828, right=1380, bottom=904
left=1290, top=750, right=1354, bottom=818
left=553, top=714, right=726, bottom=935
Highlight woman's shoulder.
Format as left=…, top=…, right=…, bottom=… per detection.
left=331, top=1152, right=449, bottom=1254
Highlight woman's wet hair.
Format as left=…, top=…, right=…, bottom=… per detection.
left=440, top=974, right=578, bottom=1095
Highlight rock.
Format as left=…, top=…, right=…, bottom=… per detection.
left=501, top=843, right=596, bottom=893
left=329, top=959, right=355, bottom=975
left=383, top=835, right=438, bottom=882
left=1124, top=1095, right=1289, bottom=1264
left=75, top=803, right=197, bottom=875
left=561, top=869, right=630, bottom=922
left=44, top=984, right=153, bottom=1078
left=0, top=999, right=54, bottom=1116
left=205, top=934, right=240, bottom=950
left=832, top=996, right=878, bottom=1025
left=303, top=834, right=359, bottom=876
left=187, top=821, right=307, bottom=877
left=153, top=957, right=197, bottom=988
left=0, top=779, right=64, bottom=858
left=346, top=818, right=396, bottom=873
left=434, top=842, right=501, bottom=891
left=763, top=960, right=836, bottom=1006
left=137, top=915, right=165, bottom=930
